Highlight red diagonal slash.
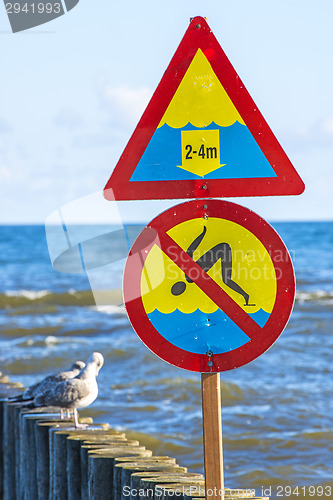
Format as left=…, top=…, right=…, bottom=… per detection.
left=156, top=230, right=262, bottom=340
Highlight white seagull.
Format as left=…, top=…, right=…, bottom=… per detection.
left=34, top=352, right=104, bottom=428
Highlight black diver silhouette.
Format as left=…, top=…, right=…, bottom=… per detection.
left=171, top=226, right=253, bottom=306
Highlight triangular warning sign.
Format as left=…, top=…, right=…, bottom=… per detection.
left=104, top=16, right=304, bottom=201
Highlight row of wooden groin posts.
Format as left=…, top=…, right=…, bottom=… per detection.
left=0, top=374, right=268, bottom=500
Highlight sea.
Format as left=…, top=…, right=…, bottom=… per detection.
left=0, top=221, right=332, bottom=500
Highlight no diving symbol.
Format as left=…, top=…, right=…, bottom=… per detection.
left=170, top=225, right=255, bottom=308
left=123, top=200, right=295, bottom=372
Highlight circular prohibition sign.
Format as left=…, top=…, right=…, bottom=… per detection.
left=123, top=199, right=295, bottom=372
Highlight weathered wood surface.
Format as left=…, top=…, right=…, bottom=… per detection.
left=67, top=431, right=126, bottom=500
left=201, top=373, right=224, bottom=500
left=0, top=376, right=269, bottom=500
left=138, top=473, right=204, bottom=500
left=115, top=458, right=180, bottom=500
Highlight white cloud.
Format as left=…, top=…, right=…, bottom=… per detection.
left=99, top=83, right=152, bottom=128
left=0, top=119, right=12, bottom=134
left=278, top=114, right=333, bottom=156
left=320, top=116, right=333, bottom=137
left=53, top=108, right=84, bottom=129
left=0, top=165, right=11, bottom=183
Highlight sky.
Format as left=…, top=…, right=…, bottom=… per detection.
left=0, top=0, right=332, bottom=224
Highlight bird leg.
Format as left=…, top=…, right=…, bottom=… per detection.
left=74, top=408, right=88, bottom=429
left=60, top=408, right=72, bottom=420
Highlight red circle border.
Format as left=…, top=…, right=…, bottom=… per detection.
left=123, top=200, right=295, bottom=372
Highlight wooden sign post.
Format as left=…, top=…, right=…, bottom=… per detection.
left=201, top=373, right=224, bottom=500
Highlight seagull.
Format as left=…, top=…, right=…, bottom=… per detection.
left=9, top=361, right=86, bottom=403
left=34, top=352, right=104, bottom=428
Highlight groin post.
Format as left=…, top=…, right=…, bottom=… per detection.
left=0, top=376, right=269, bottom=500
left=87, top=447, right=153, bottom=500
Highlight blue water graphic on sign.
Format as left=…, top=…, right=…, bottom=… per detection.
left=130, top=122, right=277, bottom=181
left=147, top=308, right=270, bottom=354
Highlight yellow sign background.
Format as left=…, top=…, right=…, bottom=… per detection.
left=141, top=218, right=277, bottom=315
left=158, top=48, right=245, bottom=129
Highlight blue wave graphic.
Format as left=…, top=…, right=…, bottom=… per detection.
left=147, top=308, right=270, bottom=355
left=130, top=122, right=277, bottom=181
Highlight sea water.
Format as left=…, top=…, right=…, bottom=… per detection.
left=0, top=222, right=332, bottom=499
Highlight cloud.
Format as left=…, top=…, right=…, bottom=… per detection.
left=320, top=116, right=333, bottom=137
left=0, top=164, right=11, bottom=183
left=99, top=82, right=152, bottom=128
left=53, top=108, right=84, bottom=129
left=0, top=119, right=13, bottom=135
left=72, top=132, right=116, bottom=149
left=278, top=114, right=333, bottom=155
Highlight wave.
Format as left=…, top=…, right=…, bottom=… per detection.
left=158, top=119, right=243, bottom=130
left=2, top=288, right=332, bottom=310
left=296, top=290, right=333, bottom=303
left=110, top=376, right=247, bottom=407
left=0, top=289, right=123, bottom=308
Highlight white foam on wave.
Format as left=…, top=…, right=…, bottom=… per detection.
left=5, top=289, right=50, bottom=299
left=296, top=290, right=333, bottom=303
left=45, top=336, right=58, bottom=345
left=91, top=304, right=126, bottom=315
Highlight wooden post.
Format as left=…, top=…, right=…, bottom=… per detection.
left=201, top=373, right=224, bottom=500
left=139, top=475, right=204, bottom=500
left=67, top=433, right=125, bottom=500
left=86, top=448, right=152, bottom=500
left=157, top=481, right=206, bottom=500
left=35, top=419, right=59, bottom=500
left=20, top=411, right=60, bottom=500
left=115, top=459, right=179, bottom=500
left=0, top=383, right=24, bottom=500
left=3, top=402, right=17, bottom=500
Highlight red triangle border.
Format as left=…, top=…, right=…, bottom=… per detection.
left=104, top=16, right=305, bottom=201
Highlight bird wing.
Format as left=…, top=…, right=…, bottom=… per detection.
left=36, top=378, right=90, bottom=407
left=24, top=369, right=79, bottom=399
left=24, top=378, right=48, bottom=399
